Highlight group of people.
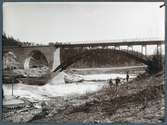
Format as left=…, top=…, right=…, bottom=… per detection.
left=109, top=71, right=129, bottom=86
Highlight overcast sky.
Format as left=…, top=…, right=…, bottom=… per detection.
left=3, top=2, right=165, bottom=44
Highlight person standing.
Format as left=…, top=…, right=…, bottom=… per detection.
left=126, top=71, right=129, bottom=82
left=2, top=88, right=4, bottom=99
left=109, top=79, right=113, bottom=87
left=115, top=77, right=120, bottom=86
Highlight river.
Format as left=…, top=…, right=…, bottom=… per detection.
left=3, top=67, right=143, bottom=102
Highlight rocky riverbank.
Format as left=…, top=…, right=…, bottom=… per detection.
left=3, top=70, right=165, bottom=123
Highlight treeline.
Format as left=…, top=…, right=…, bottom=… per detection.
left=60, top=47, right=142, bottom=68
left=2, top=33, right=64, bottom=47
left=2, top=33, right=38, bottom=47
left=2, top=33, right=23, bottom=47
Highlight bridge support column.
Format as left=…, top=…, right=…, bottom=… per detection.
left=157, top=44, right=159, bottom=55
left=157, top=44, right=162, bottom=55
left=141, top=45, right=147, bottom=55
left=145, top=45, right=147, bottom=55
left=141, top=45, right=143, bottom=54
left=160, top=45, right=162, bottom=55
left=126, top=46, right=129, bottom=52
left=127, top=45, right=130, bottom=51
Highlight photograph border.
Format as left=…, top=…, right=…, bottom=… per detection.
left=0, top=0, right=166, bottom=125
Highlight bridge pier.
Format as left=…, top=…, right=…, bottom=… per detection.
left=160, top=45, right=162, bottom=55
left=145, top=45, right=147, bottom=55
left=141, top=45, right=143, bottom=54
left=157, top=44, right=159, bottom=55
left=141, top=45, right=147, bottom=55
left=157, top=44, right=162, bottom=55
left=127, top=45, right=130, bottom=51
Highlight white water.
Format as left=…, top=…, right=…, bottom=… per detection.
left=3, top=71, right=136, bottom=102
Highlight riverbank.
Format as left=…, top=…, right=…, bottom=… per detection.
left=3, top=71, right=164, bottom=123
left=70, top=65, right=146, bottom=75
left=36, top=71, right=164, bottom=123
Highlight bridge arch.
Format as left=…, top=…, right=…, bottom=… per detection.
left=3, top=51, right=19, bottom=70
left=24, top=50, right=49, bottom=70
left=53, top=48, right=150, bottom=73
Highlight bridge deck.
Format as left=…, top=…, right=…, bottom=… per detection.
left=56, top=40, right=164, bottom=47
left=4, top=40, right=164, bottom=49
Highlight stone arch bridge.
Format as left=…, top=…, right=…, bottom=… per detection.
left=3, top=40, right=164, bottom=73
left=3, top=46, right=57, bottom=70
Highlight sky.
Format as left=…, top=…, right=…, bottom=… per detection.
left=3, top=2, right=165, bottom=45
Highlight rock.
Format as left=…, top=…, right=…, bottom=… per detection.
left=64, top=73, right=83, bottom=83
